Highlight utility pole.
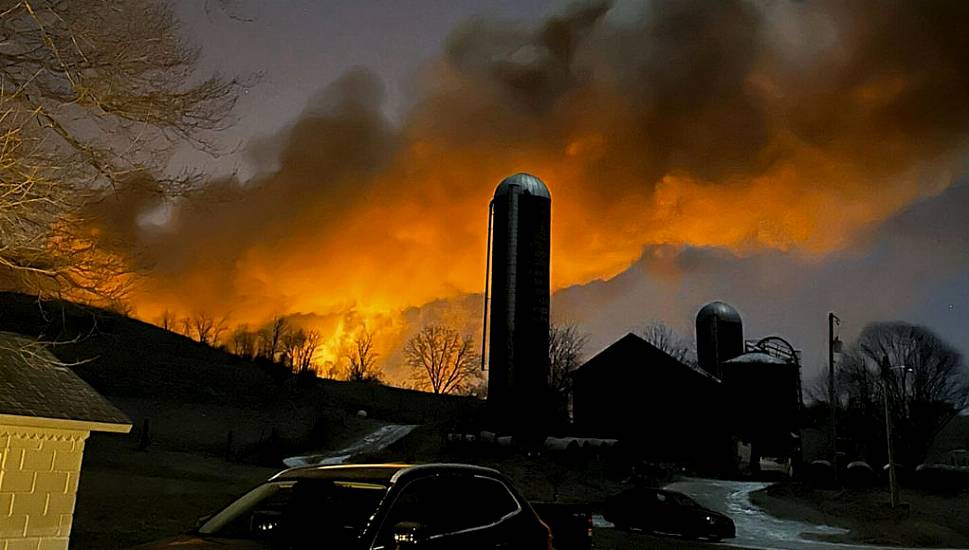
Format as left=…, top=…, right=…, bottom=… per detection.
left=828, top=313, right=840, bottom=470
left=881, top=355, right=899, bottom=509
left=881, top=357, right=911, bottom=510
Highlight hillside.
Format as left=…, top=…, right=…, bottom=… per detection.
left=0, top=292, right=483, bottom=457
left=0, top=293, right=489, bottom=548
left=0, top=292, right=279, bottom=405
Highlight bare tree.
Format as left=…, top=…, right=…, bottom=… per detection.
left=257, top=316, right=287, bottom=362
left=230, top=324, right=257, bottom=359
left=256, top=327, right=273, bottom=360
left=405, top=326, right=480, bottom=395
left=548, top=323, right=588, bottom=398
left=342, top=330, right=382, bottom=383
left=639, top=321, right=695, bottom=365
left=282, top=328, right=321, bottom=375
left=0, top=1, right=240, bottom=307
left=209, top=314, right=229, bottom=346
left=838, top=321, right=969, bottom=464
left=183, top=312, right=228, bottom=346
left=157, top=309, right=177, bottom=332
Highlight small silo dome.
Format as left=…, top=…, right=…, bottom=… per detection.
left=494, top=173, right=551, bottom=200
left=697, top=301, right=742, bottom=324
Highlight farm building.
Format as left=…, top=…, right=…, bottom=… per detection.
left=570, top=302, right=804, bottom=475
left=570, top=333, right=733, bottom=471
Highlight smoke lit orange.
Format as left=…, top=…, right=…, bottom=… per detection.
left=100, top=1, right=969, bottom=382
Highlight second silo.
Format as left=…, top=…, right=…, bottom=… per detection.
left=696, top=301, right=744, bottom=379
left=485, top=173, right=551, bottom=434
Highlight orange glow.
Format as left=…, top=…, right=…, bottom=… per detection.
left=123, top=129, right=953, bottom=383
left=112, top=2, right=968, bottom=383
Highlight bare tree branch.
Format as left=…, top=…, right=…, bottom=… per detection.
left=405, top=325, right=480, bottom=395
left=156, top=308, right=176, bottom=331
left=639, top=321, right=695, bottom=365
left=229, top=323, right=256, bottom=359
left=282, top=328, right=321, bottom=376
left=838, top=321, right=969, bottom=464
left=548, top=322, right=587, bottom=397
left=255, top=315, right=286, bottom=362
left=0, top=0, right=241, bottom=308
left=181, top=311, right=228, bottom=346
left=342, top=329, right=382, bottom=383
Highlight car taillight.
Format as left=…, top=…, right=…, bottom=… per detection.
left=587, top=515, right=594, bottom=538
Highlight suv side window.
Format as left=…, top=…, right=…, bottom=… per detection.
left=378, top=474, right=520, bottom=542
left=466, top=475, right=521, bottom=527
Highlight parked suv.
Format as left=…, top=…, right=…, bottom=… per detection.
left=132, top=463, right=552, bottom=550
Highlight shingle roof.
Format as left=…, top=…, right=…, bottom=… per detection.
left=0, top=332, right=130, bottom=427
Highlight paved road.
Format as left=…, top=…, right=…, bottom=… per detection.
left=663, top=478, right=852, bottom=550
left=588, top=477, right=963, bottom=550
left=590, top=476, right=847, bottom=549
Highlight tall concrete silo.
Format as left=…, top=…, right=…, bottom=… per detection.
left=696, top=301, right=744, bottom=379
left=483, top=173, right=551, bottom=436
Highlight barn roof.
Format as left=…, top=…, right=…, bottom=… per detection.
left=0, top=332, right=130, bottom=431
left=572, top=333, right=720, bottom=384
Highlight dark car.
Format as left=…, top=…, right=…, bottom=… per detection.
left=131, top=463, right=552, bottom=550
left=603, top=487, right=735, bottom=542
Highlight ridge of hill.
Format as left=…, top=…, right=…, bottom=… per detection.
left=0, top=292, right=278, bottom=405
left=0, top=292, right=483, bottom=456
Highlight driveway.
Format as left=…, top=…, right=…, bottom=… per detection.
left=662, top=478, right=964, bottom=550
left=282, top=423, right=417, bottom=467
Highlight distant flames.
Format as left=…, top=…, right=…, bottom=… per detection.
left=92, top=0, right=969, bottom=382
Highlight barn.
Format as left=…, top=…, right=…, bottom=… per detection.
left=569, top=301, right=804, bottom=475
left=570, top=333, right=732, bottom=471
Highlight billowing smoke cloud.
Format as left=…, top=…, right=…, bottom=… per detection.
left=96, top=1, right=969, bottom=379
left=554, top=178, right=969, bottom=378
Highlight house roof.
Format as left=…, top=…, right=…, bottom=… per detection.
left=0, top=332, right=130, bottom=431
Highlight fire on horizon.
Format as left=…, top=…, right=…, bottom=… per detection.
left=90, top=0, right=969, bottom=381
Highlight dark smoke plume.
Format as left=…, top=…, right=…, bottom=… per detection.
left=92, top=1, right=969, bottom=378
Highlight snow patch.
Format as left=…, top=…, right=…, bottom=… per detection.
left=283, top=424, right=418, bottom=468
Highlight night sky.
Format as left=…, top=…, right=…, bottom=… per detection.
left=172, top=0, right=559, bottom=175
left=114, top=1, right=969, bottom=385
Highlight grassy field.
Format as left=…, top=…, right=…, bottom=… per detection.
left=73, top=435, right=276, bottom=549
left=751, top=482, right=969, bottom=548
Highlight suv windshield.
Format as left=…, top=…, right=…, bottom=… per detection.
left=199, top=478, right=388, bottom=545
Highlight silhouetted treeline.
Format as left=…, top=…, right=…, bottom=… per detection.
left=809, top=321, right=969, bottom=467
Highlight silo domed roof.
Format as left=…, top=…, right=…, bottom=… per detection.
left=494, top=173, right=551, bottom=199
left=697, top=301, right=742, bottom=323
